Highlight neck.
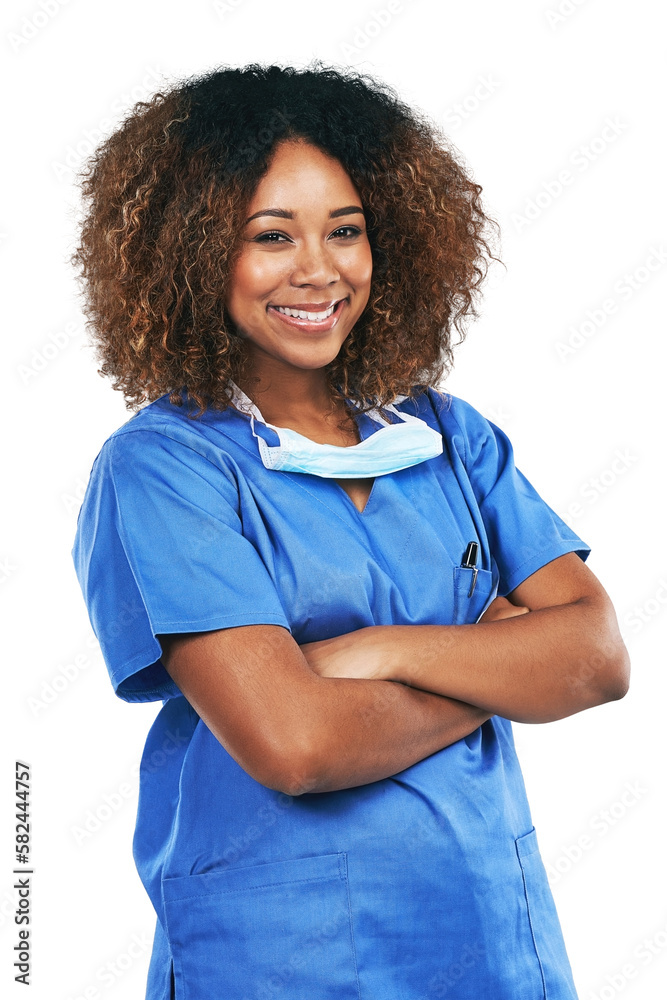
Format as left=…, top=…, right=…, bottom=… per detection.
left=236, top=357, right=341, bottom=427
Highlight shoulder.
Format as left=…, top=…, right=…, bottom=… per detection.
left=395, top=387, right=502, bottom=466
left=79, top=396, right=249, bottom=526
left=93, top=392, right=243, bottom=481
left=396, top=385, right=492, bottom=428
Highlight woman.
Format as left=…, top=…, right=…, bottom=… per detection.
left=71, top=62, right=630, bottom=999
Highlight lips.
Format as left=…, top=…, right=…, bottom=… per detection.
left=267, top=297, right=348, bottom=332
left=270, top=299, right=343, bottom=311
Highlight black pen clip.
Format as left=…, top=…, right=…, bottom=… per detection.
left=461, top=541, right=479, bottom=598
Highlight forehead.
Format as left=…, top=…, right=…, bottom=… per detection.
left=247, top=140, right=359, bottom=206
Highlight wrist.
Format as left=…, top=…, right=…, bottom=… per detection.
left=382, top=624, right=455, bottom=688
left=375, top=625, right=412, bottom=684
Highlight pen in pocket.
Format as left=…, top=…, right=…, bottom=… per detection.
left=461, top=541, right=479, bottom=598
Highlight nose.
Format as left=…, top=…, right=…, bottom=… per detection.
left=290, top=238, right=340, bottom=287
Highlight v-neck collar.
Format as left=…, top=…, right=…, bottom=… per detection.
left=227, top=380, right=399, bottom=441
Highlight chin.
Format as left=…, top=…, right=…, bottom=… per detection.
left=283, top=354, right=342, bottom=371
left=276, top=339, right=349, bottom=369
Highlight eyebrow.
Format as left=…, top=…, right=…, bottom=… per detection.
left=244, top=205, right=365, bottom=225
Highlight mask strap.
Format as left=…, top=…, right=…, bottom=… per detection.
left=229, top=380, right=267, bottom=438
left=382, top=402, right=424, bottom=426
left=247, top=403, right=282, bottom=447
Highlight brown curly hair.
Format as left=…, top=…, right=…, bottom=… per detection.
left=70, top=61, right=502, bottom=419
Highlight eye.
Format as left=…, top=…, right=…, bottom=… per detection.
left=252, top=225, right=363, bottom=244
left=330, top=226, right=362, bottom=239
left=253, top=231, right=290, bottom=244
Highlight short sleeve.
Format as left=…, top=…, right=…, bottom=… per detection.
left=432, top=391, right=591, bottom=596
left=71, top=428, right=291, bottom=703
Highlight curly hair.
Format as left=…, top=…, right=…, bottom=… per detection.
left=70, top=61, right=502, bottom=418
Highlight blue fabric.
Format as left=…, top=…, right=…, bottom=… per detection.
left=72, top=386, right=588, bottom=999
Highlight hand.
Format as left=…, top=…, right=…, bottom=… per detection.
left=300, top=602, right=530, bottom=685
left=300, top=627, right=391, bottom=681
left=478, top=595, right=530, bottom=623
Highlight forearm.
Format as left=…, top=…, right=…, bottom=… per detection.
left=160, top=625, right=490, bottom=798
left=380, top=597, right=629, bottom=723
left=295, top=677, right=491, bottom=795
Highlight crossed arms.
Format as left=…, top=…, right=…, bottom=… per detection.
left=157, top=553, right=630, bottom=796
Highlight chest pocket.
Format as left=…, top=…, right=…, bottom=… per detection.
left=452, top=566, right=496, bottom=625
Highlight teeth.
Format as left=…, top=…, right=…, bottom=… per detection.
left=275, top=302, right=337, bottom=321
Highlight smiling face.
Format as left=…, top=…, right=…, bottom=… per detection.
left=224, top=139, right=373, bottom=379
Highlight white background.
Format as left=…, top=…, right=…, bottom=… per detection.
left=2, top=1, right=665, bottom=998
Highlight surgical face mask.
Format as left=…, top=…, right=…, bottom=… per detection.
left=229, top=382, right=443, bottom=479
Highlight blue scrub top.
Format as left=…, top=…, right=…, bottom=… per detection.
left=72, top=386, right=588, bottom=999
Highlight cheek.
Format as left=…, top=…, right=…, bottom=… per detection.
left=350, top=245, right=373, bottom=301
left=357, top=247, right=373, bottom=296
left=355, top=243, right=373, bottom=283
left=227, top=254, right=284, bottom=308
